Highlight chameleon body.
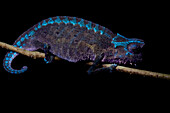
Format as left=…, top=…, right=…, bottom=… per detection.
left=3, top=16, right=145, bottom=74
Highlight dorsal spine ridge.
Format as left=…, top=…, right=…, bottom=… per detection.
left=13, top=16, right=113, bottom=52
left=33, top=16, right=112, bottom=38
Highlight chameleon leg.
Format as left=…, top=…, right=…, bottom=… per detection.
left=44, top=43, right=54, bottom=64
left=87, top=53, right=104, bottom=75
left=94, top=64, right=118, bottom=73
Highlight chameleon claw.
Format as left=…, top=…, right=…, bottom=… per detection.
left=44, top=58, right=50, bottom=64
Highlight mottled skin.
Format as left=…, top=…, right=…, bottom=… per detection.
left=3, top=16, right=145, bottom=74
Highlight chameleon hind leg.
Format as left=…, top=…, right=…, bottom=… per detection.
left=87, top=53, right=118, bottom=74
left=87, top=53, right=104, bottom=75
left=94, top=64, right=118, bottom=73
left=44, top=43, right=54, bottom=64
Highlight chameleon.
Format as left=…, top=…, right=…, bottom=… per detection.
left=3, top=16, right=145, bottom=74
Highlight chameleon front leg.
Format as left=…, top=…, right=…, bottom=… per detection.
left=87, top=53, right=118, bottom=74
left=87, top=53, right=104, bottom=75
left=44, top=43, right=54, bottom=64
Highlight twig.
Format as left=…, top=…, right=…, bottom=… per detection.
left=103, top=64, right=170, bottom=80
left=0, top=42, right=61, bottom=60
left=0, top=41, right=170, bottom=80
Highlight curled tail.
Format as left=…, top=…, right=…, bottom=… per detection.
left=3, top=34, right=40, bottom=74
left=3, top=51, right=28, bottom=74
left=3, top=44, right=39, bottom=74
left=3, top=19, right=47, bottom=74
left=3, top=38, right=40, bottom=74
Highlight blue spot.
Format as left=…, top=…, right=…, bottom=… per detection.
left=44, top=58, right=49, bottom=64
left=119, top=55, right=123, bottom=58
left=8, top=54, right=12, bottom=57
left=17, top=41, right=21, bottom=46
left=86, top=21, right=92, bottom=30
left=28, top=31, right=35, bottom=37
left=124, top=48, right=128, bottom=51
left=14, top=45, right=17, bottom=47
left=42, top=20, right=48, bottom=26
left=13, top=52, right=17, bottom=55
left=70, top=17, right=77, bottom=25
left=44, top=43, right=48, bottom=49
left=62, top=16, right=70, bottom=24
left=25, top=34, right=29, bottom=39
left=5, top=63, right=8, bottom=67
left=78, top=19, right=85, bottom=27
left=34, top=27, right=38, bottom=31
left=5, top=61, right=8, bottom=64
left=6, top=57, right=10, bottom=61
left=23, top=44, right=26, bottom=47
left=126, top=52, right=132, bottom=56
left=14, top=71, right=18, bottom=74
left=48, top=18, right=54, bottom=24
left=9, top=68, right=12, bottom=71
left=38, top=23, right=41, bottom=29
left=100, top=27, right=105, bottom=35
left=55, top=16, right=62, bottom=24
left=94, top=24, right=99, bottom=32
left=21, top=37, right=25, bottom=42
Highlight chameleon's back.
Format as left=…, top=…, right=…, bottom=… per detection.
left=34, top=16, right=115, bottom=62
left=3, top=16, right=116, bottom=74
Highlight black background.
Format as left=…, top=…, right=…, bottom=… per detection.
left=1, top=6, right=170, bottom=85
left=1, top=2, right=170, bottom=111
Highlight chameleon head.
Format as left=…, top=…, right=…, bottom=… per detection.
left=104, top=33, right=145, bottom=65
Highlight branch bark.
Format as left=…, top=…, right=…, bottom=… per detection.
left=0, top=41, right=170, bottom=80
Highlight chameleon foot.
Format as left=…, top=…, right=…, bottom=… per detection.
left=44, top=43, right=54, bottom=64
left=87, top=53, right=105, bottom=75
left=94, top=64, right=118, bottom=73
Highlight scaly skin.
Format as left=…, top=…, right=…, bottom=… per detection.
left=3, top=16, right=145, bottom=74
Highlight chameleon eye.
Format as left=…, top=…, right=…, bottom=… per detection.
left=128, top=44, right=142, bottom=54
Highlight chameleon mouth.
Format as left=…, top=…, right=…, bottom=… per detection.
left=114, top=51, right=143, bottom=66
left=112, top=58, right=140, bottom=66
left=103, top=55, right=142, bottom=67
left=113, top=55, right=143, bottom=66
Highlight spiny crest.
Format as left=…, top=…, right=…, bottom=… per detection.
left=111, top=33, right=145, bottom=57
left=112, top=33, right=128, bottom=42
left=112, top=33, right=144, bottom=48
left=14, top=16, right=114, bottom=50
left=34, top=16, right=113, bottom=38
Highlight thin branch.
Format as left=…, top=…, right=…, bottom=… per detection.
left=0, top=41, right=170, bottom=80
left=104, top=64, right=170, bottom=80
left=0, top=42, right=61, bottom=60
